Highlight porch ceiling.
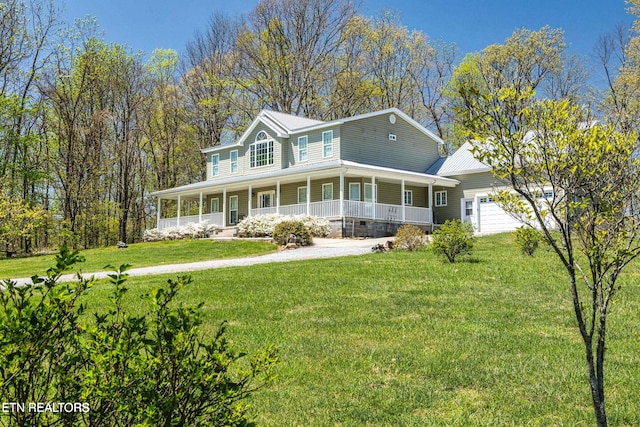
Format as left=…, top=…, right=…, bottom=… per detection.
left=151, top=159, right=459, bottom=200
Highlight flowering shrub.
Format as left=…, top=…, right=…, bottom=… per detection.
left=237, top=214, right=330, bottom=238
left=143, top=221, right=219, bottom=242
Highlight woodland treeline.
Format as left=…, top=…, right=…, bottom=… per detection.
left=0, top=0, right=637, bottom=253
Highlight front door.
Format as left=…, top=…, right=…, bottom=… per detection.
left=364, top=183, right=376, bottom=218
left=258, top=191, right=274, bottom=208
left=461, top=198, right=475, bottom=229
left=229, top=195, right=238, bottom=224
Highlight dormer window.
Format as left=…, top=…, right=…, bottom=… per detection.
left=250, top=131, right=274, bottom=168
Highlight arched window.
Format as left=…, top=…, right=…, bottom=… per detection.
left=250, top=131, right=274, bottom=168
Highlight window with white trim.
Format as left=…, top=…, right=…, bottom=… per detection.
left=465, top=200, right=473, bottom=216
left=298, top=186, right=307, bottom=204
left=258, top=191, right=275, bottom=208
left=404, top=190, right=413, bottom=206
left=435, top=190, right=447, bottom=207
left=349, top=182, right=361, bottom=201
left=322, top=130, right=333, bottom=158
left=230, top=150, right=238, bottom=173
left=211, top=154, right=219, bottom=177
left=250, top=131, right=274, bottom=168
left=322, top=183, right=333, bottom=201
left=298, top=135, right=308, bottom=162
left=210, top=198, right=219, bottom=213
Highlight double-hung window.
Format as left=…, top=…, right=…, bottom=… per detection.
left=230, top=150, right=238, bottom=174
left=404, top=190, right=413, bottom=206
left=298, top=136, right=308, bottom=162
left=435, top=190, right=447, bottom=207
left=322, top=130, right=333, bottom=158
left=211, top=154, right=219, bottom=177
left=250, top=131, right=274, bottom=168
left=297, top=186, right=307, bottom=204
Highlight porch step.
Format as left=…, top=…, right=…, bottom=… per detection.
left=215, top=227, right=238, bottom=238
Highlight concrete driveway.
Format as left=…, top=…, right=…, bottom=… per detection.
left=9, top=237, right=394, bottom=286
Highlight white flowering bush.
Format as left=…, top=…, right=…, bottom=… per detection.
left=237, top=214, right=330, bottom=238
left=143, top=221, right=219, bottom=242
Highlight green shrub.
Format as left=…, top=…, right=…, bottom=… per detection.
left=273, top=220, right=313, bottom=246
left=394, top=224, right=427, bottom=251
left=431, top=220, right=474, bottom=263
left=513, top=226, right=541, bottom=256
left=0, top=247, right=279, bottom=427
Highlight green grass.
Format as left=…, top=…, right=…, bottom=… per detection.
left=0, top=239, right=276, bottom=279
left=49, top=235, right=640, bottom=425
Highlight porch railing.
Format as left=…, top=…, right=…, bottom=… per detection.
left=159, top=200, right=432, bottom=230
left=157, top=212, right=224, bottom=229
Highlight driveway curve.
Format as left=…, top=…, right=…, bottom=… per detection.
left=10, top=237, right=393, bottom=287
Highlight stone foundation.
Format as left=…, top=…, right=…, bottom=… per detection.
left=328, top=219, right=433, bottom=238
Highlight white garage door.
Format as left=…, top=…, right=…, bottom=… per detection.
left=476, top=199, right=523, bottom=234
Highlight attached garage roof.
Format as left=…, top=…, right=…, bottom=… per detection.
left=426, top=141, right=490, bottom=176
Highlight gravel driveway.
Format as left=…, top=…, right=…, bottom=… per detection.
left=9, top=237, right=393, bottom=286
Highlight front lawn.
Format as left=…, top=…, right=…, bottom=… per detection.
left=72, top=233, right=640, bottom=426
left=0, top=239, right=276, bottom=280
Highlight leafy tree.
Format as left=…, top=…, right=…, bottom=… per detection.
left=0, top=195, right=46, bottom=256
left=431, top=220, right=473, bottom=263
left=452, top=26, right=640, bottom=426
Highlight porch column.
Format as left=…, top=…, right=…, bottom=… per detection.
left=401, top=180, right=406, bottom=222
left=177, top=195, right=181, bottom=226
left=198, top=192, right=203, bottom=223
left=222, top=188, right=227, bottom=227
left=339, top=170, right=345, bottom=218
left=306, top=176, right=311, bottom=215
left=371, top=176, right=376, bottom=219
left=428, top=183, right=433, bottom=224
left=276, top=180, right=280, bottom=214
left=156, top=197, right=161, bottom=228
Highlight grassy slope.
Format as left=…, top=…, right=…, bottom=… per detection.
left=72, top=234, right=640, bottom=425
left=0, top=239, right=276, bottom=279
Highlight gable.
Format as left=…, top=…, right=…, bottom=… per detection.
left=339, top=110, right=442, bottom=172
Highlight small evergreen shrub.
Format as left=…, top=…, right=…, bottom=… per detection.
left=273, top=220, right=313, bottom=246
left=513, top=226, right=541, bottom=256
left=431, top=220, right=474, bottom=263
left=394, top=224, right=427, bottom=251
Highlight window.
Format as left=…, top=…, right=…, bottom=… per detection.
left=250, top=131, right=274, bottom=168
left=230, top=150, right=238, bottom=174
left=349, top=183, right=361, bottom=201
left=211, top=154, right=219, bottom=177
left=297, top=186, right=307, bottom=204
left=322, top=130, right=333, bottom=158
left=298, top=136, right=308, bottom=162
left=404, top=190, right=413, bottom=206
left=479, top=196, right=494, bottom=203
left=258, top=191, right=275, bottom=208
left=435, top=191, right=447, bottom=207
left=465, top=200, right=473, bottom=216
left=322, top=183, right=333, bottom=201
left=210, top=198, right=219, bottom=213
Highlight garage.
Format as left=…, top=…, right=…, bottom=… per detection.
left=462, top=196, right=524, bottom=235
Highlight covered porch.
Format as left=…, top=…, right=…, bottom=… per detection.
left=151, top=160, right=458, bottom=236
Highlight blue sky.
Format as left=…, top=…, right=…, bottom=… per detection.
left=61, top=0, right=634, bottom=61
